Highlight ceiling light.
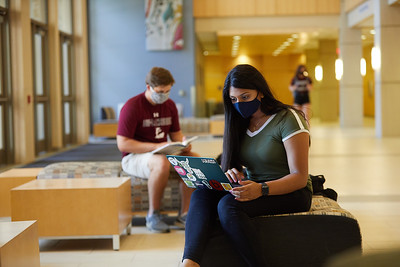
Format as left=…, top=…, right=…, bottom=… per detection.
left=203, top=51, right=209, bottom=56
left=231, top=36, right=241, bottom=57
left=361, top=35, right=366, bottom=40
left=237, top=55, right=250, bottom=64
left=371, top=46, right=381, bottom=70
left=315, top=65, right=323, bottom=81
left=335, top=59, right=343, bottom=80
left=291, top=34, right=299, bottom=38
left=360, top=58, right=366, bottom=76
left=370, top=29, right=376, bottom=35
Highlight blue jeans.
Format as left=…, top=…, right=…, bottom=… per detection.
left=183, top=187, right=312, bottom=266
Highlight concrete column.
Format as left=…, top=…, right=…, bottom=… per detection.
left=318, top=39, right=339, bottom=122
left=373, top=0, right=400, bottom=137
left=339, top=0, right=363, bottom=127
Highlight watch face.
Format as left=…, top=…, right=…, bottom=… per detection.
left=262, top=183, right=269, bottom=196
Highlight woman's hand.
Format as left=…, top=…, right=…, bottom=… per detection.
left=230, top=180, right=262, bottom=202
left=225, top=168, right=245, bottom=183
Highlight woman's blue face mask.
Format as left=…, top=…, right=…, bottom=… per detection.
left=233, top=97, right=261, bottom=119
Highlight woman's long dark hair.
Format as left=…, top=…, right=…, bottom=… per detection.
left=221, top=64, right=294, bottom=172
left=294, top=64, right=307, bottom=78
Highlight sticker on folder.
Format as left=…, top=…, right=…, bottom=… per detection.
left=166, top=155, right=240, bottom=191
left=174, top=166, right=186, bottom=176
left=186, top=173, right=196, bottom=181
left=221, top=183, right=233, bottom=191
left=209, top=180, right=224, bottom=191
left=183, top=180, right=196, bottom=188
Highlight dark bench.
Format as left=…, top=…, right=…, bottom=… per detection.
left=201, top=195, right=362, bottom=267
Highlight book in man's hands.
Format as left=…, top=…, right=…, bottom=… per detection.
left=152, top=136, right=198, bottom=155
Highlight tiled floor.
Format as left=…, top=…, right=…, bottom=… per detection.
left=3, top=119, right=400, bottom=266
left=308, top=120, right=400, bottom=255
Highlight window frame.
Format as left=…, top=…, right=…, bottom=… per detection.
left=0, top=4, right=14, bottom=167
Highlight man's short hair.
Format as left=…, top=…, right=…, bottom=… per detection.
left=145, top=67, right=175, bottom=87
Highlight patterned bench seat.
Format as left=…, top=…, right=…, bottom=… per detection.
left=37, top=161, right=181, bottom=212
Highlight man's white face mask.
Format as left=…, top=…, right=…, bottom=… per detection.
left=150, top=86, right=170, bottom=104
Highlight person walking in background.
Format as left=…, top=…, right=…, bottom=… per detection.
left=181, top=64, right=312, bottom=266
left=289, top=64, right=313, bottom=124
left=117, top=67, right=198, bottom=233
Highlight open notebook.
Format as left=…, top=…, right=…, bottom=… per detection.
left=166, top=155, right=240, bottom=191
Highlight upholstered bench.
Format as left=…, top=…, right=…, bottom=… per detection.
left=36, top=161, right=181, bottom=212
left=200, top=195, right=362, bottom=267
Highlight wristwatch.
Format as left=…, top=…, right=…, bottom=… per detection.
left=261, top=182, right=269, bottom=196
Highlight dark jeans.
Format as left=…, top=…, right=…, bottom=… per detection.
left=183, top=187, right=312, bottom=267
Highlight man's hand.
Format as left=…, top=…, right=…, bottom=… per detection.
left=181, top=143, right=192, bottom=153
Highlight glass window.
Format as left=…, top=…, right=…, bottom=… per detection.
left=58, top=0, right=72, bottom=34
left=0, top=0, right=6, bottom=8
left=62, top=41, right=70, bottom=96
left=36, top=103, right=45, bottom=141
left=30, top=0, right=47, bottom=23
left=60, top=34, right=75, bottom=146
left=0, top=3, right=13, bottom=166
left=34, top=32, right=44, bottom=95
left=64, top=102, right=70, bottom=135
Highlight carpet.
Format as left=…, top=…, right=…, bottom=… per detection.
left=23, top=143, right=122, bottom=167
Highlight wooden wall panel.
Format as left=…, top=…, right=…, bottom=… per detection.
left=193, top=0, right=217, bottom=17
left=9, top=0, right=36, bottom=164
left=276, top=0, right=317, bottom=15
left=73, top=0, right=90, bottom=145
left=344, top=0, right=367, bottom=12
left=317, top=0, right=341, bottom=14
left=193, top=0, right=340, bottom=17
left=255, top=0, right=276, bottom=16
